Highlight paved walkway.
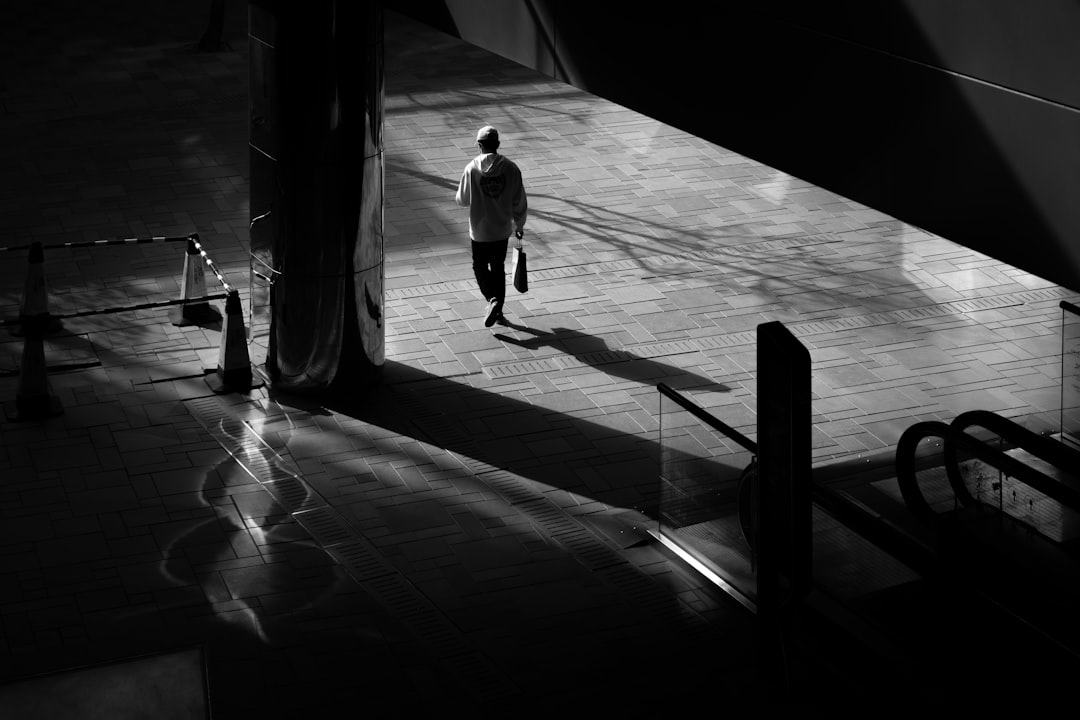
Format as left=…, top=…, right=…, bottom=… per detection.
left=1, top=4, right=1078, bottom=715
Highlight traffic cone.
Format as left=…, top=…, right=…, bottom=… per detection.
left=170, top=235, right=222, bottom=326
left=9, top=241, right=62, bottom=337
left=206, top=290, right=263, bottom=394
left=4, top=329, right=63, bottom=421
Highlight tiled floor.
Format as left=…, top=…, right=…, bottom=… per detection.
left=2, top=3, right=1079, bottom=715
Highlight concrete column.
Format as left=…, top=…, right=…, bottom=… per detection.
left=249, top=1, right=384, bottom=393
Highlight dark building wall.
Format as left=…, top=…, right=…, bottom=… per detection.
left=386, top=0, right=1080, bottom=293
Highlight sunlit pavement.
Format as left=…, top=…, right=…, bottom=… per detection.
left=1, top=4, right=1077, bottom=715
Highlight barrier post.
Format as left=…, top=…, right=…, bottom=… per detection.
left=170, top=234, right=222, bottom=327
left=4, top=323, right=63, bottom=421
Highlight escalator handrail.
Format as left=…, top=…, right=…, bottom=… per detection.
left=657, top=382, right=758, bottom=455
left=897, top=421, right=977, bottom=520
left=896, top=420, right=1080, bottom=527
left=948, top=409, right=1080, bottom=485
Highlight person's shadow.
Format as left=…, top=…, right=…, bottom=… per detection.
left=492, top=323, right=731, bottom=392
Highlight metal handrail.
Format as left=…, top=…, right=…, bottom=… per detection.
left=657, top=382, right=758, bottom=454
left=896, top=420, right=1080, bottom=528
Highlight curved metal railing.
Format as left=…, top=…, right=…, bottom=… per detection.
left=896, top=420, right=1080, bottom=529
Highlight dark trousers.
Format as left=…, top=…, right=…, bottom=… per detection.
left=471, top=238, right=509, bottom=307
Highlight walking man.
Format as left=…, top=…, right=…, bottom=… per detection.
left=456, top=125, right=528, bottom=327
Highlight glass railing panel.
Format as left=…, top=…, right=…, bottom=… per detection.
left=1062, top=301, right=1080, bottom=449
left=247, top=259, right=274, bottom=373
left=658, top=387, right=757, bottom=606
left=953, top=440, right=1080, bottom=544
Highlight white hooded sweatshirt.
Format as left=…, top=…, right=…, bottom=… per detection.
left=455, top=152, right=528, bottom=242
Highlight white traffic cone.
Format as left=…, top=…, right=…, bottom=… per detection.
left=4, top=329, right=63, bottom=421
left=10, top=241, right=62, bottom=337
left=206, top=290, right=263, bottom=394
left=170, top=235, right=222, bottom=326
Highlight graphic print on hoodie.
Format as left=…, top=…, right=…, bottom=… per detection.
left=480, top=172, right=506, bottom=199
